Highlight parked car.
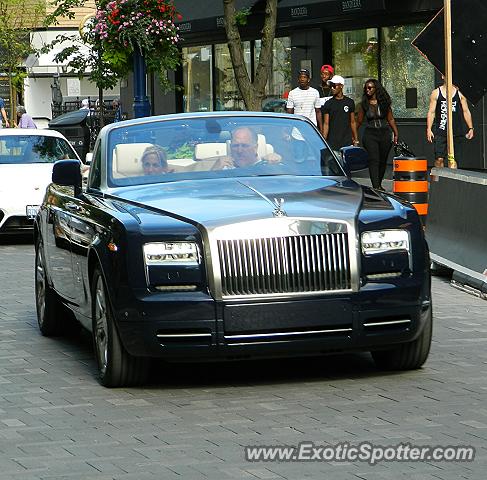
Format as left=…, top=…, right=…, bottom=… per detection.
left=262, top=98, right=287, bottom=113
left=34, top=112, right=432, bottom=387
left=0, top=129, right=81, bottom=235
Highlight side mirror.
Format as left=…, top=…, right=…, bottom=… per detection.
left=341, top=146, right=368, bottom=175
left=52, top=159, right=82, bottom=195
left=85, top=152, right=93, bottom=164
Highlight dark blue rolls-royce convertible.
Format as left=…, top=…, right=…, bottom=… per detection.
left=34, top=112, right=431, bottom=387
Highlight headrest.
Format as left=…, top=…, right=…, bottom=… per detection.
left=257, top=134, right=274, bottom=157
left=194, top=142, right=228, bottom=160
left=113, top=143, right=153, bottom=177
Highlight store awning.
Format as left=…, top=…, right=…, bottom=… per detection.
left=175, top=0, right=258, bottom=34
left=175, top=0, right=387, bottom=34
left=277, top=0, right=386, bottom=23
left=24, top=47, right=92, bottom=75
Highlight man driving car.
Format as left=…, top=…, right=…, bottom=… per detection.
left=211, top=127, right=281, bottom=170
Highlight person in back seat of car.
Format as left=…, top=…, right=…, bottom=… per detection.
left=141, top=146, right=173, bottom=176
left=211, top=127, right=281, bottom=170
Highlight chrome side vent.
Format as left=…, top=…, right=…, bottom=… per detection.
left=156, top=330, right=212, bottom=346
left=363, top=318, right=411, bottom=333
left=217, top=233, right=351, bottom=297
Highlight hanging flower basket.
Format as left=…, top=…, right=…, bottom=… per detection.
left=93, top=0, right=182, bottom=87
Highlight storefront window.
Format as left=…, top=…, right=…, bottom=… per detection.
left=332, top=29, right=379, bottom=107
left=214, top=42, right=251, bottom=111
left=182, top=46, right=213, bottom=112
left=381, top=24, right=435, bottom=118
left=255, top=37, right=292, bottom=111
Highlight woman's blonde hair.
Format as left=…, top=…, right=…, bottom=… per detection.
left=141, top=145, right=168, bottom=167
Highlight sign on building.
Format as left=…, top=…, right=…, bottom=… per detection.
left=67, top=78, right=81, bottom=97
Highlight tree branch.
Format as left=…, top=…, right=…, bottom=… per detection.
left=254, top=0, right=277, bottom=93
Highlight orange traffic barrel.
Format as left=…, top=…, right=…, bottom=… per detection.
left=393, top=157, right=429, bottom=221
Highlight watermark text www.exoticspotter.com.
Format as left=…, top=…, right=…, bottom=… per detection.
left=244, top=442, right=475, bottom=465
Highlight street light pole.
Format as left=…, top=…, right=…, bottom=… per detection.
left=444, top=0, right=456, bottom=168
left=133, top=49, right=151, bottom=118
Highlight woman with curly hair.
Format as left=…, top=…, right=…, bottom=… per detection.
left=357, top=79, right=399, bottom=190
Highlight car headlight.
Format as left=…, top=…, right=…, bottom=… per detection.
left=143, top=242, right=200, bottom=266
left=361, top=230, right=410, bottom=255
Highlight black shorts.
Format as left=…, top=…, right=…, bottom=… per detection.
left=434, top=134, right=464, bottom=160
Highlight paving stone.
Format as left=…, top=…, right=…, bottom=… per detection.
left=1, top=242, right=486, bottom=478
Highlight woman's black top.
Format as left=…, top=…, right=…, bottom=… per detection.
left=362, top=101, right=389, bottom=129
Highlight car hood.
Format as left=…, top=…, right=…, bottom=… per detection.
left=112, top=176, right=364, bottom=228
left=0, top=164, right=53, bottom=202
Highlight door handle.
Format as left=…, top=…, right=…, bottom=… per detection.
left=65, top=202, right=82, bottom=211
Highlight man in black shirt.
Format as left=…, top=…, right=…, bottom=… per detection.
left=317, top=64, right=334, bottom=99
left=317, top=64, right=334, bottom=128
left=322, top=75, right=358, bottom=154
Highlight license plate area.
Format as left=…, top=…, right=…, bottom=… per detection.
left=223, top=299, right=352, bottom=335
left=26, top=205, right=40, bottom=219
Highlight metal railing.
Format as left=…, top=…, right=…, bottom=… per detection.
left=51, top=99, right=122, bottom=150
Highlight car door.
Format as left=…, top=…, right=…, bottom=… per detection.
left=44, top=187, right=77, bottom=300
left=68, top=196, right=98, bottom=315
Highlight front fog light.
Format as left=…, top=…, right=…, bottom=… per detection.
left=143, top=242, right=200, bottom=265
left=361, top=230, right=410, bottom=255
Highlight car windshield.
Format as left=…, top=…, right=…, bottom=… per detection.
left=0, top=135, right=77, bottom=164
left=107, top=115, right=344, bottom=187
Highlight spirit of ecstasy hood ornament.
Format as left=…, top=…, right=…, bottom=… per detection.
left=273, top=197, right=286, bottom=217
left=238, top=182, right=287, bottom=217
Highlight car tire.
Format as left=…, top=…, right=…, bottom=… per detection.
left=371, top=306, right=432, bottom=371
left=35, top=240, right=63, bottom=336
left=91, top=266, right=149, bottom=387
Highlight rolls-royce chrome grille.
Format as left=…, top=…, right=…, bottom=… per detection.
left=217, top=233, right=351, bottom=296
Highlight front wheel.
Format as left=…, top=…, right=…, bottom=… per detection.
left=372, top=306, right=432, bottom=370
left=91, top=266, right=149, bottom=387
left=35, top=240, right=63, bottom=336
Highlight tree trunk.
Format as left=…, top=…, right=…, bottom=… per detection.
left=223, top=0, right=277, bottom=111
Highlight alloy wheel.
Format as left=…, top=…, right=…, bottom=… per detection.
left=35, top=248, right=46, bottom=326
left=94, top=277, right=109, bottom=376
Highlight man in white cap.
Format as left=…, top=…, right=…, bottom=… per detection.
left=80, top=98, right=90, bottom=110
left=286, top=69, right=322, bottom=131
left=322, top=75, right=358, bottom=155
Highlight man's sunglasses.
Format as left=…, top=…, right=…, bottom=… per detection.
left=329, top=83, right=341, bottom=88
left=231, top=143, right=254, bottom=149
